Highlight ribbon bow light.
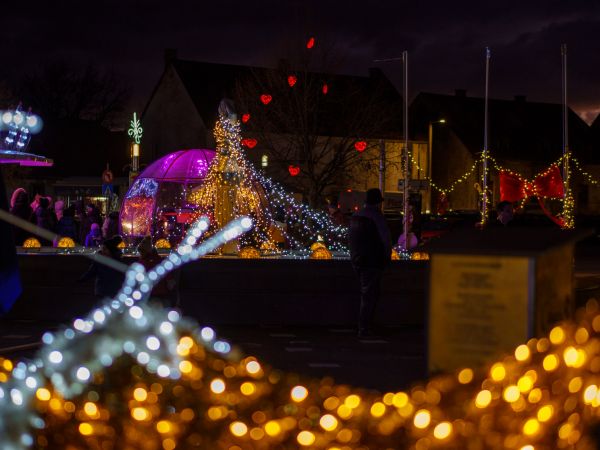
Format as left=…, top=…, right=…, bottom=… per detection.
left=499, top=165, right=565, bottom=225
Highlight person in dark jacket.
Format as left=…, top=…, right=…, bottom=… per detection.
left=55, top=204, right=79, bottom=242
left=102, top=211, right=120, bottom=240
left=349, top=188, right=392, bottom=337
left=33, top=197, right=55, bottom=245
left=9, top=188, right=32, bottom=246
left=137, top=236, right=176, bottom=304
left=79, top=235, right=125, bottom=298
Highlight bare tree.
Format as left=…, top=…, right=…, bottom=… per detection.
left=235, top=44, right=402, bottom=206
left=13, top=60, right=129, bottom=127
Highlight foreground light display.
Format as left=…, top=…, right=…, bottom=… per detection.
left=3, top=213, right=600, bottom=448
left=0, top=215, right=253, bottom=448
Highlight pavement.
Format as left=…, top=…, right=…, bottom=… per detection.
left=0, top=318, right=426, bottom=392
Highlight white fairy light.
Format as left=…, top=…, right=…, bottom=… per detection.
left=159, top=322, right=173, bottom=335
left=146, top=336, right=160, bottom=351
left=157, top=365, right=170, bottom=378
left=24, top=378, right=36, bottom=389
left=0, top=216, right=247, bottom=449
left=76, top=367, right=91, bottom=381
left=92, top=310, right=106, bottom=324
left=129, top=306, right=143, bottom=319
left=48, top=351, right=62, bottom=364
left=200, top=327, right=215, bottom=341
left=137, top=352, right=150, bottom=365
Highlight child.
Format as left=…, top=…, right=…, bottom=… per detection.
left=84, top=223, right=103, bottom=247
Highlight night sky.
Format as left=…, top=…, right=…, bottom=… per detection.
left=4, top=0, right=600, bottom=123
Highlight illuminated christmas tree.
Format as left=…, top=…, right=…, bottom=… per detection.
left=188, top=100, right=272, bottom=253
left=189, top=99, right=348, bottom=254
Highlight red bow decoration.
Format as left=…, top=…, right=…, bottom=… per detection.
left=260, top=94, right=272, bottom=105
left=499, top=165, right=565, bottom=226
left=242, top=113, right=251, bottom=123
left=241, top=138, right=257, bottom=149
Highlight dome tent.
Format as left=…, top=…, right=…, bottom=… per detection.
left=120, top=149, right=215, bottom=242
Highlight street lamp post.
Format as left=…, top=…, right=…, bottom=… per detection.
left=128, top=112, right=143, bottom=186
left=427, top=119, right=445, bottom=213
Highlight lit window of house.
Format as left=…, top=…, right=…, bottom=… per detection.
left=261, top=154, right=268, bottom=167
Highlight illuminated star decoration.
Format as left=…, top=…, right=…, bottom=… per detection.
left=0, top=215, right=253, bottom=448
left=128, top=112, right=143, bottom=145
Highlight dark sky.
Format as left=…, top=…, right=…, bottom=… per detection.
left=4, top=0, right=600, bottom=123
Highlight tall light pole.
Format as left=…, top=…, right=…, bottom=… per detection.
left=427, top=119, right=445, bottom=213
left=373, top=52, right=410, bottom=249
left=128, top=112, right=143, bottom=186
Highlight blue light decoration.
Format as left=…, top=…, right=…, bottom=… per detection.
left=125, top=178, right=159, bottom=199
left=1, top=104, right=43, bottom=152
left=0, top=104, right=50, bottom=167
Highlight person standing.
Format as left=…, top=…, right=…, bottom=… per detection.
left=80, top=203, right=101, bottom=244
left=33, top=197, right=55, bottom=245
left=349, top=188, right=392, bottom=337
left=102, top=211, right=120, bottom=240
left=9, top=188, right=32, bottom=245
left=55, top=204, right=78, bottom=242
left=137, top=236, right=176, bottom=305
left=79, top=235, right=125, bottom=298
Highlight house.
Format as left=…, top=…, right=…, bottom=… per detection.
left=410, top=91, right=597, bottom=214
left=141, top=50, right=428, bottom=208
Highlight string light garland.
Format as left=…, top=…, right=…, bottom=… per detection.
left=409, top=154, right=480, bottom=196
left=409, top=152, right=576, bottom=223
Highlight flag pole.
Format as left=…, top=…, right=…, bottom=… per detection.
left=561, top=43, right=574, bottom=228
left=481, top=47, right=491, bottom=225
left=402, top=50, right=410, bottom=249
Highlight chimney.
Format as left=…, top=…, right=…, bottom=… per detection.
left=514, top=95, right=527, bottom=103
left=164, top=48, right=178, bottom=68
left=454, top=89, right=467, bottom=98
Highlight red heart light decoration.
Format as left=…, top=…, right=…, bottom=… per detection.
left=354, top=141, right=367, bottom=152
left=242, top=113, right=251, bottom=123
left=288, top=165, right=300, bottom=176
left=287, top=75, right=297, bottom=87
left=241, top=138, right=258, bottom=149
left=306, top=37, right=315, bottom=49
left=260, top=94, right=272, bottom=105
left=322, top=83, right=328, bottom=95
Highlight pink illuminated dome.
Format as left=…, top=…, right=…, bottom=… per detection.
left=120, top=149, right=216, bottom=240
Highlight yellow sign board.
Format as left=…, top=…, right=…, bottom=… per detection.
left=428, top=254, right=531, bottom=373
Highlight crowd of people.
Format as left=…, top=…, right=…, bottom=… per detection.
left=9, top=187, right=120, bottom=247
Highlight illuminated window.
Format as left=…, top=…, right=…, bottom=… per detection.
left=261, top=155, right=268, bottom=168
